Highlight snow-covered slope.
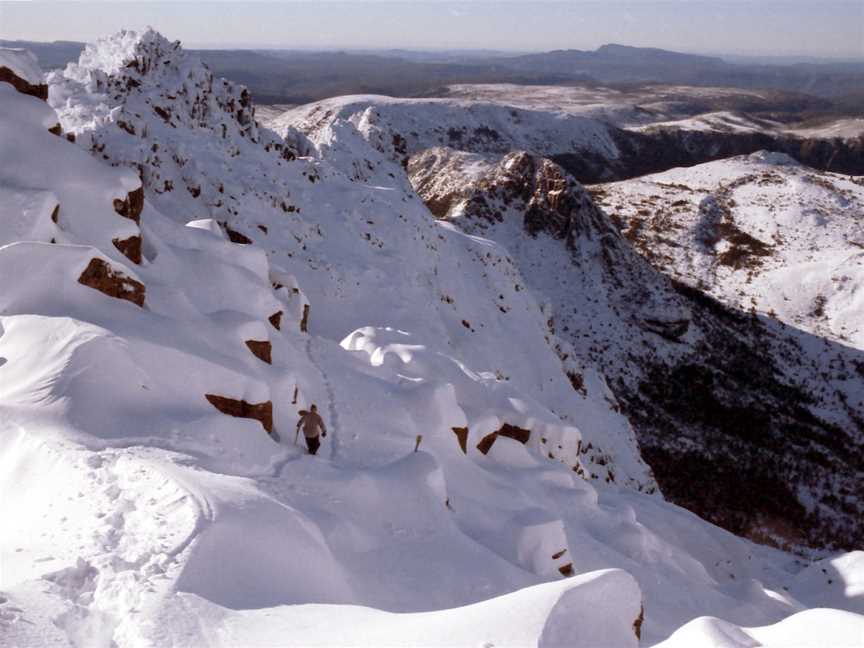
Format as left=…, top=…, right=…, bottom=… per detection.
left=277, top=89, right=864, bottom=553
left=594, top=151, right=864, bottom=349
left=46, top=29, right=652, bottom=491
left=1, top=30, right=862, bottom=647
left=269, top=88, right=864, bottom=185
left=270, top=93, right=624, bottom=185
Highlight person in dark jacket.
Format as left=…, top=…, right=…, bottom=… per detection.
left=296, top=404, right=327, bottom=455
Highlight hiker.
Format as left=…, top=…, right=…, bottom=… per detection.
left=296, top=404, right=327, bottom=455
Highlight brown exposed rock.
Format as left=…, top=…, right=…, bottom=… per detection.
left=451, top=426, right=468, bottom=454
left=50, top=205, right=59, bottom=224
left=476, top=432, right=498, bottom=455
left=551, top=549, right=567, bottom=560
left=477, top=422, right=532, bottom=455
left=300, top=303, right=310, bottom=333
left=245, top=339, right=272, bottom=364
left=558, top=563, right=574, bottom=577
left=633, top=605, right=644, bottom=640
left=153, top=104, right=172, bottom=123
left=48, top=124, right=62, bottom=136
left=268, top=310, right=283, bottom=331
left=567, top=371, right=587, bottom=395
left=204, top=394, right=273, bottom=433
left=112, top=235, right=142, bottom=265
left=77, top=258, right=145, bottom=307
left=497, top=423, right=531, bottom=444
left=0, top=66, right=48, bottom=101
left=116, top=119, right=136, bottom=135
left=113, top=186, right=144, bottom=225
left=221, top=222, right=252, bottom=244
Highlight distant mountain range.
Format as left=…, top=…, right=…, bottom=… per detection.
left=3, top=39, right=863, bottom=106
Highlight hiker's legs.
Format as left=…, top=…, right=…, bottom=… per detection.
left=306, top=435, right=320, bottom=455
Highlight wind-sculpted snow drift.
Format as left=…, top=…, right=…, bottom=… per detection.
left=0, top=31, right=862, bottom=647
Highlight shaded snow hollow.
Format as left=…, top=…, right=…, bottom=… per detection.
left=0, top=29, right=861, bottom=648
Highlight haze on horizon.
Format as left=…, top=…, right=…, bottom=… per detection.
left=1, top=0, right=862, bottom=60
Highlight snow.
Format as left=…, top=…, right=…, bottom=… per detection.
left=396, top=83, right=774, bottom=129
left=158, top=568, right=641, bottom=648
left=595, top=151, right=864, bottom=350
left=1, top=29, right=862, bottom=647
left=270, top=93, right=621, bottom=182
left=657, top=608, right=864, bottom=648
left=787, top=118, right=864, bottom=140
left=634, top=111, right=782, bottom=135
left=0, top=47, right=44, bottom=85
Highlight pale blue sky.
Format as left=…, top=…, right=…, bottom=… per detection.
left=1, top=1, right=862, bottom=58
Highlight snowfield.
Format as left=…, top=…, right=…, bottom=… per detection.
left=0, top=32, right=862, bottom=648
left=595, top=151, right=864, bottom=350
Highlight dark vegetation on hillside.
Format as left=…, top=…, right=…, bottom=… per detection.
left=623, top=282, right=864, bottom=551
left=553, top=129, right=864, bottom=184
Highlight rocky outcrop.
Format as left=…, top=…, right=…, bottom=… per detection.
left=268, top=310, right=283, bottom=331
left=409, top=149, right=621, bottom=248
left=245, top=339, right=272, bottom=364
left=113, top=186, right=144, bottom=225
left=47, top=28, right=301, bottom=237
left=477, top=423, right=532, bottom=455
left=633, top=605, right=644, bottom=640
left=300, top=304, right=310, bottom=333
left=77, top=258, right=145, bottom=307
left=498, top=423, right=531, bottom=444
left=109, top=187, right=144, bottom=263
left=451, top=426, right=469, bottom=454
left=204, top=394, right=273, bottom=433
left=0, top=65, right=48, bottom=101
left=222, top=222, right=252, bottom=245
left=112, top=235, right=142, bottom=265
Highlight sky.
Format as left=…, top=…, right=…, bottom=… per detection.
left=0, top=1, right=862, bottom=58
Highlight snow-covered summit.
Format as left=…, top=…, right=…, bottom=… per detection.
left=66, top=28, right=176, bottom=77
left=50, top=28, right=264, bottom=144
